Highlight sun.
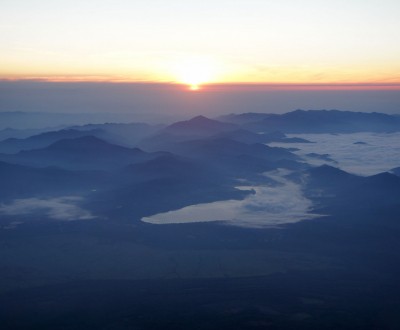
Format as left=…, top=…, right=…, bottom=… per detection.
left=173, top=57, right=217, bottom=90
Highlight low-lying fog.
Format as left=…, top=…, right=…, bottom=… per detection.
left=271, top=132, right=400, bottom=176
left=142, top=169, right=323, bottom=228
left=143, top=132, right=400, bottom=227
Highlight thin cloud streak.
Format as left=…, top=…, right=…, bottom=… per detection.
left=1, top=79, right=400, bottom=90
left=0, top=196, right=95, bottom=222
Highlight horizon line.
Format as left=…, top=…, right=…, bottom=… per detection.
left=1, top=78, right=400, bottom=91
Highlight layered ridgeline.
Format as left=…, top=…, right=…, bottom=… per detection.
left=218, top=109, right=400, bottom=133
left=1, top=110, right=400, bottom=329
left=0, top=123, right=161, bottom=154
left=0, top=109, right=398, bottom=227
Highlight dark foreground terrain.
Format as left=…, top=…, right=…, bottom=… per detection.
left=1, top=206, right=400, bottom=330
left=1, top=271, right=399, bottom=330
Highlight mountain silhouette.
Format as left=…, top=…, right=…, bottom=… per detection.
left=226, top=110, right=400, bottom=133
left=164, top=115, right=237, bottom=136
left=0, top=136, right=160, bottom=170
left=0, top=129, right=108, bottom=154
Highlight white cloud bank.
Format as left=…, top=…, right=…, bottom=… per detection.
left=271, top=132, right=400, bottom=176
left=142, top=169, right=323, bottom=228
left=0, top=196, right=95, bottom=221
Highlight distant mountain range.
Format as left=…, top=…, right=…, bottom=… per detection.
left=139, top=116, right=310, bottom=151
left=0, top=129, right=109, bottom=154
left=0, top=136, right=162, bottom=170
left=0, top=109, right=399, bottom=227
left=218, top=109, right=400, bottom=133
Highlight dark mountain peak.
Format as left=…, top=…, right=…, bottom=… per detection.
left=305, top=165, right=362, bottom=191
left=165, top=116, right=236, bottom=135
left=308, top=164, right=353, bottom=178
left=367, top=172, right=400, bottom=185
left=189, top=115, right=210, bottom=122
left=171, top=115, right=215, bottom=127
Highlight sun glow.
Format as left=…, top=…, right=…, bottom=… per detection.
left=173, top=57, right=218, bottom=90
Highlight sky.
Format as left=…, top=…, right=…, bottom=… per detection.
left=1, top=0, right=400, bottom=86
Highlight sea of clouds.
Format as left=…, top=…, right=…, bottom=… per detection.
left=2, top=133, right=398, bottom=229
left=143, top=132, right=400, bottom=228
left=142, top=169, right=323, bottom=228
left=271, top=132, right=400, bottom=176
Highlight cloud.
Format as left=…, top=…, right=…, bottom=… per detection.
left=142, top=169, right=323, bottom=228
left=270, top=132, right=400, bottom=176
left=0, top=196, right=95, bottom=222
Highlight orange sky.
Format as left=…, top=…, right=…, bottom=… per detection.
left=1, top=0, right=400, bottom=88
